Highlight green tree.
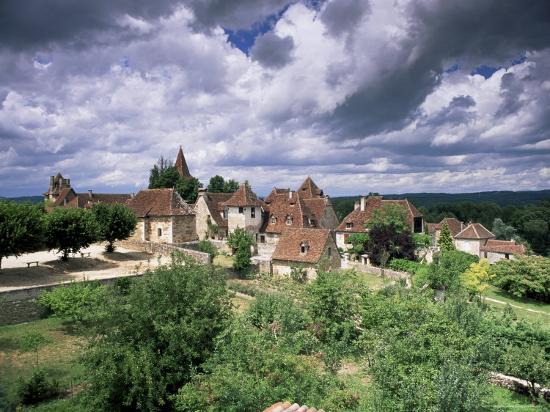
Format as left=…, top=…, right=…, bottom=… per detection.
left=0, top=201, right=45, bottom=269
left=438, top=221, right=455, bottom=251
left=92, top=203, right=137, bottom=252
left=347, top=232, right=369, bottom=256
left=490, top=256, right=550, bottom=302
left=83, top=256, right=231, bottom=411
left=44, top=208, right=99, bottom=260
left=491, top=218, right=517, bottom=240
left=227, top=228, right=254, bottom=272
left=175, top=176, right=201, bottom=203
left=366, top=203, right=409, bottom=233
left=461, top=259, right=493, bottom=299
left=428, top=250, right=479, bottom=292
left=207, top=175, right=225, bottom=192
left=223, top=179, right=239, bottom=193
left=148, top=156, right=174, bottom=189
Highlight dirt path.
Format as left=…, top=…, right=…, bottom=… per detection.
left=484, top=297, right=550, bottom=316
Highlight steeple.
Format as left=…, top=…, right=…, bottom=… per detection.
left=297, top=176, right=323, bottom=199
left=175, top=146, right=192, bottom=178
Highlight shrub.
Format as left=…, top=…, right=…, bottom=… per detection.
left=91, top=203, right=137, bottom=252
left=198, top=239, right=218, bottom=257
left=490, top=256, right=550, bottom=302
left=427, top=250, right=478, bottom=291
left=227, top=228, right=254, bottom=273
left=290, top=265, right=307, bottom=283
left=38, top=282, right=107, bottom=324
left=17, top=369, right=61, bottom=405
left=388, top=258, right=421, bottom=274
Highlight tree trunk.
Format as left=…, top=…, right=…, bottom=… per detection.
left=62, top=250, right=69, bottom=261
left=0, top=256, right=2, bottom=269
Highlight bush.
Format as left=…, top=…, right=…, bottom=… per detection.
left=198, top=239, right=218, bottom=257
left=227, top=228, right=254, bottom=273
left=490, top=256, right=550, bottom=302
left=427, top=250, right=478, bottom=291
left=290, top=265, right=307, bottom=283
left=388, top=258, right=421, bottom=274
left=38, top=282, right=108, bottom=324
left=17, top=369, right=61, bottom=405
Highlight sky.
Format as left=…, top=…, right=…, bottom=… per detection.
left=1, top=0, right=550, bottom=198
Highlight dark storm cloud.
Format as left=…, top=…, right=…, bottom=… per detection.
left=420, top=95, right=476, bottom=127
left=251, top=33, right=294, bottom=68
left=320, top=0, right=370, bottom=36
left=496, top=73, right=525, bottom=118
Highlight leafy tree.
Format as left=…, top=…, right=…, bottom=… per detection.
left=490, top=256, right=550, bottom=302
left=413, top=232, right=431, bottom=250
left=92, top=203, right=137, bottom=252
left=347, top=232, right=369, bottom=256
left=366, top=224, right=415, bottom=267
left=175, top=176, right=201, bottom=203
left=491, top=218, right=517, bottom=240
left=223, top=179, right=239, bottom=193
left=82, top=256, right=231, bottom=411
left=428, top=250, right=478, bottom=292
left=148, top=157, right=202, bottom=203
left=0, top=201, right=45, bottom=269
left=366, top=203, right=409, bottom=233
left=438, top=221, right=455, bottom=251
left=227, top=228, right=254, bottom=272
left=198, top=239, right=218, bottom=257
left=20, top=332, right=50, bottom=368
left=207, top=175, right=239, bottom=193
left=44, top=208, right=99, bottom=261
left=461, top=259, right=493, bottom=299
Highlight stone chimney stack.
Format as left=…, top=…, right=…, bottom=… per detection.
left=360, top=196, right=366, bottom=212
left=88, top=189, right=93, bottom=198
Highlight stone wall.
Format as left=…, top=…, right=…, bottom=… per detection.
left=0, top=274, right=142, bottom=326
left=343, top=260, right=410, bottom=281
left=172, top=215, right=197, bottom=243
left=119, top=240, right=211, bottom=264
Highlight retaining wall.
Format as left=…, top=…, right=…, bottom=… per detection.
left=119, top=240, right=212, bottom=264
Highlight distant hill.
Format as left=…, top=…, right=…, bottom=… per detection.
left=332, top=190, right=550, bottom=208
left=0, top=196, right=44, bottom=204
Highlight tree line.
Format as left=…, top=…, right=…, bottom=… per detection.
left=0, top=201, right=137, bottom=267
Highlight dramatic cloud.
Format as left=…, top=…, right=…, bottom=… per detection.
left=0, top=0, right=549, bottom=197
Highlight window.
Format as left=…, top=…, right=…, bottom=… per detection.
left=344, top=234, right=350, bottom=244
left=271, top=215, right=277, bottom=224
left=309, top=219, right=316, bottom=227
left=222, top=210, right=227, bottom=219
left=484, top=252, right=488, bottom=258
left=286, top=215, right=293, bottom=225
left=260, top=235, right=265, bottom=243
left=346, top=222, right=353, bottom=229
left=413, top=217, right=423, bottom=233
left=300, top=241, right=309, bottom=254
left=505, top=253, right=510, bottom=259
left=251, top=207, right=255, bottom=218
left=239, top=207, right=244, bottom=214
left=157, top=228, right=162, bottom=237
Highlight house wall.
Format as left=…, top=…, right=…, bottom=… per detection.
left=455, top=239, right=482, bottom=257
left=172, top=215, right=197, bottom=243
left=129, top=216, right=196, bottom=244
left=257, top=232, right=279, bottom=257
left=272, top=261, right=318, bottom=279
left=195, top=196, right=211, bottom=240
left=227, top=206, right=263, bottom=235
left=335, top=231, right=356, bottom=250
left=482, top=251, right=515, bottom=264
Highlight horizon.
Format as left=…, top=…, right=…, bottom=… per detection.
left=1, top=0, right=550, bottom=197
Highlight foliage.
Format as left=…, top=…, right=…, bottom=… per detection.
left=44, top=208, right=99, bottom=260
left=413, top=232, right=431, bottom=249
left=427, top=250, right=479, bottom=291
left=438, top=221, right=455, bottom=251
left=198, top=239, right=218, bottom=257
left=490, top=256, right=550, bottom=302
left=388, top=258, right=425, bottom=275
left=17, top=369, right=61, bottom=406
left=175, top=176, right=201, bottom=203
left=461, top=259, right=493, bottom=298
left=148, top=157, right=202, bottom=203
left=366, top=203, right=409, bottom=233
left=38, top=282, right=108, bottom=325
left=227, top=228, right=254, bottom=272
left=92, top=203, right=137, bottom=252
left=207, top=175, right=239, bottom=193
left=19, top=331, right=51, bottom=368
left=290, top=265, right=307, bottom=283
left=206, top=217, right=220, bottom=239
left=0, top=201, right=45, bottom=268
left=492, top=218, right=517, bottom=240
left=82, top=258, right=231, bottom=411
left=365, top=224, right=416, bottom=267
left=347, top=232, right=369, bottom=255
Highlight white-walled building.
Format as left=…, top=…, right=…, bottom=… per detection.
left=222, top=183, right=265, bottom=238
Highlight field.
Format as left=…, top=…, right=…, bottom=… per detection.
left=483, top=286, right=550, bottom=327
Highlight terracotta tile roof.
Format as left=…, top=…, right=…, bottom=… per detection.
left=126, top=188, right=194, bottom=217
left=175, top=146, right=192, bottom=178
left=264, top=191, right=317, bottom=234
left=265, top=188, right=290, bottom=203
left=272, top=228, right=333, bottom=264
left=383, top=199, right=423, bottom=218
left=202, top=192, right=233, bottom=228
left=427, top=217, right=464, bottom=237
left=455, top=223, right=495, bottom=240
left=222, top=183, right=264, bottom=207
left=480, top=239, right=526, bottom=255
left=76, top=192, right=132, bottom=209
left=297, top=177, right=323, bottom=199
left=51, top=187, right=76, bottom=208
left=264, top=402, right=325, bottom=412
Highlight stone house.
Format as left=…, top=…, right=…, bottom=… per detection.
left=271, top=228, right=341, bottom=279
left=454, top=223, right=495, bottom=257
left=194, top=190, right=233, bottom=240
left=44, top=172, right=131, bottom=210
left=335, top=195, right=424, bottom=250
left=126, top=188, right=196, bottom=244
left=426, top=217, right=465, bottom=243
left=221, top=183, right=266, bottom=238
left=479, top=239, right=527, bottom=263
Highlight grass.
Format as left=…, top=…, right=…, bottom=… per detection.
left=0, top=318, right=85, bottom=410
left=213, top=254, right=234, bottom=269
left=483, top=286, right=550, bottom=327
left=355, top=270, right=393, bottom=290
left=489, top=385, right=547, bottom=410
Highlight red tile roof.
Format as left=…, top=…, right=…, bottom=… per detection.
left=264, top=402, right=325, bottom=412
left=265, top=187, right=290, bottom=203
left=480, top=239, right=526, bottom=255
left=427, top=217, right=464, bottom=237
left=272, top=228, right=333, bottom=264
left=455, top=223, right=494, bottom=239
left=336, top=196, right=422, bottom=232
left=297, top=176, right=323, bottom=199
left=201, top=192, right=233, bottom=228
left=222, top=183, right=264, bottom=207
left=126, top=188, right=194, bottom=217
left=175, top=146, right=192, bottom=178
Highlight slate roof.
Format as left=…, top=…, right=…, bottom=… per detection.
left=337, top=196, right=423, bottom=232
left=175, top=146, right=192, bottom=178
left=126, top=188, right=194, bottom=217
left=222, top=183, right=264, bottom=207
left=427, top=217, right=465, bottom=237
left=201, top=192, right=233, bottom=228
left=272, top=228, right=333, bottom=264
left=264, top=402, right=325, bottom=412
left=297, top=176, right=323, bottom=199
left=480, top=239, right=526, bottom=255
left=455, top=223, right=495, bottom=240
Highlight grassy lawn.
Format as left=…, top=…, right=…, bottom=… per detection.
left=0, top=318, right=85, bottom=410
left=483, top=286, right=550, bottom=327
left=213, top=254, right=234, bottom=269
left=355, top=270, right=394, bottom=290
left=489, top=385, right=547, bottom=410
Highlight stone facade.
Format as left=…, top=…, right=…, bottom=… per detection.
left=227, top=205, right=263, bottom=235
left=130, top=216, right=196, bottom=244
left=455, top=238, right=483, bottom=256
left=195, top=195, right=213, bottom=240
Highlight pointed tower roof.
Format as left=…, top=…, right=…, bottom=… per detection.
left=297, top=176, right=323, bottom=199
left=175, top=146, right=192, bottom=178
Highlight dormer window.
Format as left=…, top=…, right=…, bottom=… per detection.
left=300, top=241, right=309, bottom=254
left=309, top=219, right=316, bottom=227
left=271, top=215, right=277, bottom=224
left=286, top=215, right=293, bottom=225
left=251, top=207, right=256, bottom=218
left=239, top=207, right=244, bottom=214
left=346, top=222, right=353, bottom=229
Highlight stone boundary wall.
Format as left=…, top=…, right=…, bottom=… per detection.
left=490, top=372, right=550, bottom=401
left=345, top=261, right=409, bottom=281
left=0, top=274, right=142, bottom=326
left=119, top=240, right=211, bottom=264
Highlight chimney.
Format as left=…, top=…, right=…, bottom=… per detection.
left=198, top=188, right=206, bottom=197
left=360, top=196, right=366, bottom=212
left=354, top=200, right=360, bottom=210
left=88, top=189, right=93, bottom=198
